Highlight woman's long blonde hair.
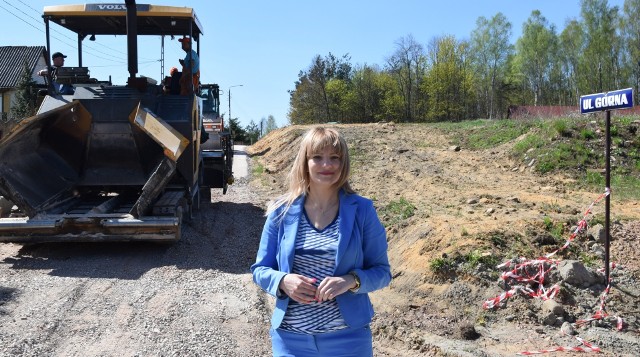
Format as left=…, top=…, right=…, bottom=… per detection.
left=266, top=127, right=354, bottom=217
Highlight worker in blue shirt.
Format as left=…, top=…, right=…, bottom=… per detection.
left=178, top=37, right=200, bottom=95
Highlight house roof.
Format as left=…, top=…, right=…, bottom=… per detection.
left=0, top=46, right=45, bottom=90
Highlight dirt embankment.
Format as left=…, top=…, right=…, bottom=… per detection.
left=248, top=123, right=640, bottom=356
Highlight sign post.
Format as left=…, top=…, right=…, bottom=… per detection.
left=579, top=87, right=634, bottom=283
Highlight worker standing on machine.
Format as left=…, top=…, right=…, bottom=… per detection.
left=178, top=36, right=199, bottom=95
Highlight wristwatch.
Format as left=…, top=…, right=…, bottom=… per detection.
left=349, top=271, right=361, bottom=292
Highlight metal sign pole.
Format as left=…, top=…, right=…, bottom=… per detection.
left=579, top=87, right=634, bottom=284
left=604, top=110, right=611, bottom=283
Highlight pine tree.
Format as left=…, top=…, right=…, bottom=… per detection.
left=10, top=60, right=38, bottom=121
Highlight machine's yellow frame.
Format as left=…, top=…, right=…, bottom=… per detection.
left=43, top=3, right=203, bottom=39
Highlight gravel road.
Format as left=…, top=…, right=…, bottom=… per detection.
left=0, top=147, right=273, bottom=357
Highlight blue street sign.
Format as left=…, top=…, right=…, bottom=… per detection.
left=580, top=88, right=634, bottom=114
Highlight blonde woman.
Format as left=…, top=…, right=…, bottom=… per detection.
left=252, top=127, right=391, bottom=356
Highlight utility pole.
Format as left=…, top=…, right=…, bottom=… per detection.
left=228, top=84, right=243, bottom=125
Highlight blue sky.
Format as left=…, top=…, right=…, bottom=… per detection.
left=1, top=0, right=626, bottom=129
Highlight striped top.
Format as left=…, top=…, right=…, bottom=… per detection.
left=280, top=210, right=348, bottom=334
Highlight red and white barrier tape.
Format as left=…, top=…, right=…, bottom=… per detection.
left=546, top=188, right=609, bottom=259
left=485, top=257, right=559, bottom=308
left=484, top=189, right=611, bottom=308
left=516, top=336, right=601, bottom=355
left=482, top=189, right=626, bottom=354
left=575, top=278, right=625, bottom=331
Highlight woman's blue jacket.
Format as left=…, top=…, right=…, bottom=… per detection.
left=251, top=190, right=392, bottom=329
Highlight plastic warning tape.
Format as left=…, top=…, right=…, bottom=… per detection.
left=485, top=257, right=559, bottom=309
left=484, top=189, right=610, bottom=309
left=516, top=336, right=601, bottom=355
left=483, top=287, right=517, bottom=309
left=575, top=277, right=625, bottom=331
left=545, top=188, right=609, bottom=259
left=483, top=189, right=621, bottom=354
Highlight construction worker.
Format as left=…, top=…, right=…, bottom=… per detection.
left=38, top=52, right=74, bottom=95
left=178, top=37, right=200, bottom=95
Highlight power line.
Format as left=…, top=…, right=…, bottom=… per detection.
left=5, top=0, right=176, bottom=82
left=0, top=3, right=94, bottom=65
left=0, top=3, right=41, bottom=32
left=9, top=0, right=130, bottom=58
left=15, top=0, right=40, bottom=15
left=2, top=0, right=37, bottom=24
left=4, top=0, right=158, bottom=62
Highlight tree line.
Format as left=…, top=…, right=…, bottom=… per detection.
left=288, top=0, right=640, bottom=124
left=229, top=115, right=278, bottom=144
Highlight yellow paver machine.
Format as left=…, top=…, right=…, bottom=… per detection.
left=0, top=1, right=233, bottom=242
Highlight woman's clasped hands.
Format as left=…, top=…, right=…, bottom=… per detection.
left=279, top=274, right=356, bottom=304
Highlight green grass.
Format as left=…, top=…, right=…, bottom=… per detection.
left=580, top=129, right=596, bottom=140
left=430, top=116, right=640, bottom=200
left=586, top=171, right=640, bottom=200
left=392, top=116, right=640, bottom=204
left=463, top=250, right=500, bottom=271
left=252, top=161, right=264, bottom=175
left=579, top=252, right=600, bottom=268
left=429, top=257, right=454, bottom=273
left=552, top=118, right=580, bottom=138
left=542, top=216, right=564, bottom=239
left=513, top=133, right=546, bottom=156
left=536, top=141, right=597, bottom=174
left=434, top=119, right=536, bottom=150
left=380, top=197, right=416, bottom=227
left=348, top=144, right=367, bottom=173
left=416, top=117, right=639, bottom=201
left=617, top=115, right=636, bottom=126
left=429, top=249, right=501, bottom=275
left=489, top=233, right=507, bottom=247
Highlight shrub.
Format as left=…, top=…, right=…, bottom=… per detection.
left=381, top=197, right=415, bottom=226
left=430, top=257, right=454, bottom=273
left=580, top=129, right=595, bottom=140
left=552, top=119, right=571, bottom=137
